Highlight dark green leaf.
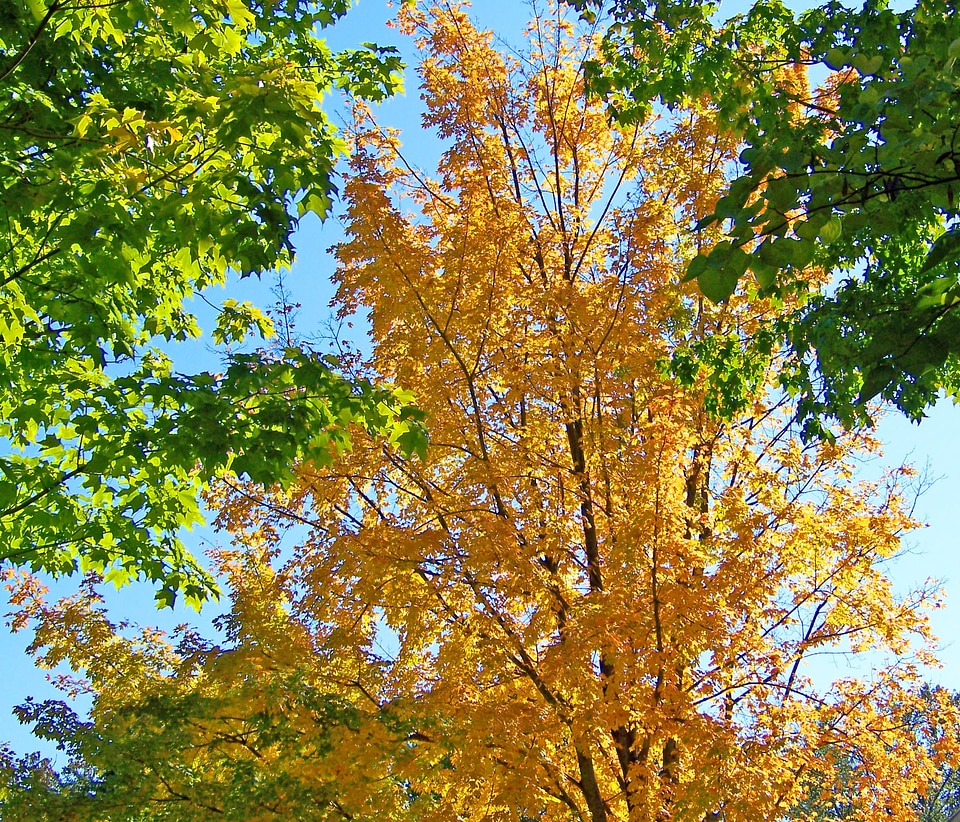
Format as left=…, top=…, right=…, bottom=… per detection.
left=921, top=228, right=960, bottom=274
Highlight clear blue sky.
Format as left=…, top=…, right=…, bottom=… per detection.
left=2, top=0, right=957, bottom=763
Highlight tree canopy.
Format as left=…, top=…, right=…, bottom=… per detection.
left=571, top=0, right=960, bottom=436
left=0, top=0, right=425, bottom=605
left=789, top=686, right=960, bottom=821
left=2, top=5, right=955, bottom=820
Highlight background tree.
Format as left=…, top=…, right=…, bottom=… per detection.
left=0, top=0, right=425, bottom=605
left=0, top=557, right=419, bottom=821
left=790, top=687, right=960, bottom=821
left=568, top=0, right=960, bottom=437
left=3, top=4, right=957, bottom=821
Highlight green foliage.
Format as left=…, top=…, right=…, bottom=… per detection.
left=573, top=0, right=960, bottom=433
left=0, top=690, right=383, bottom=821
left=0, top=0, right=423, bottom=604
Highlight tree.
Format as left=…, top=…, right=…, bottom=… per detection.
left=568, top=0, right=960, bottom=436
left=0, top=0, right=425, bottom=604
left=790, top=687, right=960, bottom=821
left=3, top=4, right=957, bottom=820
left=0, top=560, right=419, bottom=821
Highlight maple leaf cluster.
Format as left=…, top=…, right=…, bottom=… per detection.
left=2, top=4, right=957, bottom=822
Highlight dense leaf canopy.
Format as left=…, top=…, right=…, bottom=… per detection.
left=0, top=0, right=425, bottom=604
left=3, top=5, right=956, bottom=821
left=571, top=0, right=960, bottom=435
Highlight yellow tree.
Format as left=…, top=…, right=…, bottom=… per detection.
left=3, top=4, right=957, bottom=822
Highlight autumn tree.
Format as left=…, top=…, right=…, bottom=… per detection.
left=570, top=0, right=960, bottom=435
left=0, top=555, right=420, bottom=821
left=3, top=4, right=958, bottom=821
left=790, top=687, right=960, bottom=821
left=0, top=0, right=424, bottom=604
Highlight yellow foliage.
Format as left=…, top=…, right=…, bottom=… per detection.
left=5, top=4, right=958, bottom=822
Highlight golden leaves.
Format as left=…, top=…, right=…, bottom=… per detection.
left=299, top=6, right=956, bottom=819
left=7, top=4, right=958, bottom=822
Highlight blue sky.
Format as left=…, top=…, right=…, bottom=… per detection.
left=2, top=0, right=957, bottom=762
